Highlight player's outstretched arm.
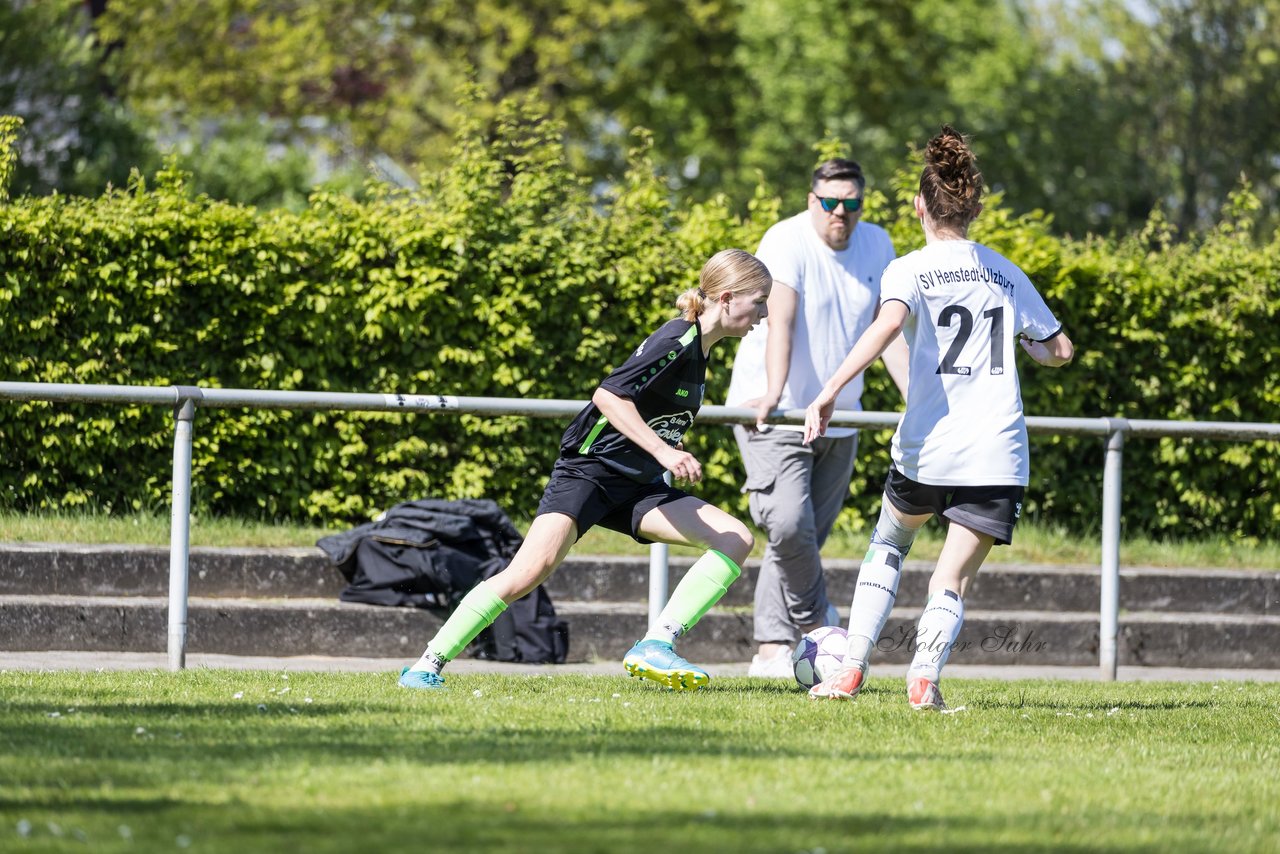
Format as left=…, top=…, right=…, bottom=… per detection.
left=1019, top=330, right=1074, bottom=368
left=880, top=331, right=910, bottom=404
left=591, top=387, right=703, bottom=484
left=803, top=301, right=909, bottom=444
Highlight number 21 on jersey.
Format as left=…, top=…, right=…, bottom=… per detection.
left=936, top=304, right=1004, bottom=376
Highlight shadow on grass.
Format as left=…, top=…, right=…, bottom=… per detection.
left=0, top=795, right=1251, bottom=853
left=0, top=794, right=183, bottom=814
left=712, top=677, right=1235, bottom=710
left=0, top=697, right=988, bottom=769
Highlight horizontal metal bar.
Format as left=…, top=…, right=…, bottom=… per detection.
left=1126, top=419, right=1280, bottom=441
left=200, top=390, right=593, bottom=418
left=0, top=382, right=181, bottom=406
left=696, top=406, right=903, bottom=429
left=2, top=382, right=1278, bottom=441
left=199, top=388, right=461, bottom=412
left=1026, top=415, right=1114, bottom=436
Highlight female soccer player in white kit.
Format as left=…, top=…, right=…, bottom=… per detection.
left=802, top=126, right=1074, bottom=709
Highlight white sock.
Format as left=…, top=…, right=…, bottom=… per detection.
left=642, top=620, right=682, bottom=645
left=408, top=648, right=446, bottom=675
left=907, top=590, right=965, bottom=683
left=844, top=546, right=903, bottom=664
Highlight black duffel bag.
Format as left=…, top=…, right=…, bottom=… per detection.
left=317, top=498, right=568, bottom=663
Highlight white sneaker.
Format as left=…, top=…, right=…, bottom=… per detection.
left=747, top=652, right=795, bottom=679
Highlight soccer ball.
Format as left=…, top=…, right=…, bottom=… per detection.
left=791, top=625, right=848, bottom=689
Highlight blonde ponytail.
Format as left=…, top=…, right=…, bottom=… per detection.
left=679, top=249, right=771, bottom=321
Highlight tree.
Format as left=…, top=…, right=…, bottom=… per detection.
left=1031, top=0, right=1280, bottom=234
left=90, top=0, right=1036, bottom=205
left=0, top=1, right=157, bottom=196
left=70, top=0, right=1280, bottom=235
left=92, top=1, right=744, bottom=191
left=727, top=0, right=1043, bottom=207
left=1124, top=0, right=1280, bottom=233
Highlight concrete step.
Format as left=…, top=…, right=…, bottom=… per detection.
left=0, top=544, right=340, bottom=598
left=2, top=544, right=1277, bottom=616
left=3, top=594, right=1279, bottom=669
left=545, top=556, right=1280, bottom=616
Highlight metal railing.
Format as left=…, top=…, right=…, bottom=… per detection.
left=3, top=380, right=1278, bottom=678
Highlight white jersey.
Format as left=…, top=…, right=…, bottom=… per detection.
left=726, top=212, right=895, bottom=437
left=882, top=240, right=1062, bottom=486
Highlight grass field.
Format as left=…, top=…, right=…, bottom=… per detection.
left=2, top=509, right=1278, bottom=570
left=2, top=670, right=1278, bottom=853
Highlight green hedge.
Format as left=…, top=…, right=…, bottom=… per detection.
left=1, top=106, right=1276, bottom=538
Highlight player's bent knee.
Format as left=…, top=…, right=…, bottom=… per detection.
left=713, top=525, right=754, bottom=566
left=488, top=557, right=558, bottom=602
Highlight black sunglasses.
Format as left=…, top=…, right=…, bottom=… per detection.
left=816, top=195, right=863, bottom=214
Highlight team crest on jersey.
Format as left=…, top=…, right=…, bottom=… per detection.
left=648, top=411, right=695, bottom=445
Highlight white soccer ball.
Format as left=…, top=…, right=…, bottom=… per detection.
left=791, top=625, right=848, bottom=689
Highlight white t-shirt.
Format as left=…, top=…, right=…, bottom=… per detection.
left=726, top=212, right=896, bottom=437
left=882, top=240, right=1062, bottom=486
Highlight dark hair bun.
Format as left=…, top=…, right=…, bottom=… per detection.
left=919, top=125, right=983, bottom=227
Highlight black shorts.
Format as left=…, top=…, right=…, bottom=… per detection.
left=883, top=468, right=1024, bottom=546
left=536, top=456, right=690, bottom=544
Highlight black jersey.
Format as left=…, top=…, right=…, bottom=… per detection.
left=558, top=318, right=708, bottom=483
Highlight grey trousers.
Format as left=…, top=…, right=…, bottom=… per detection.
left=734, top=426, right=858, bottom=644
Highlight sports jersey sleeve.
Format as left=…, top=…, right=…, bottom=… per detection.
left=597, top=321, right=697, bottom=400
left=1014, top=274, right=1063, bottom=342
left=878, top=257, right=917, bottom=313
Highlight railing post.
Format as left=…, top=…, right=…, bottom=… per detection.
left=1099, top=419, right=1127, bottom=681
left=647, top=471, right=673, bottom=627
left=167, top=389, right=202, bottom=671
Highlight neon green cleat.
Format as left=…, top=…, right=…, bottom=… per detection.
left=622, top=639, right=710, bottom=690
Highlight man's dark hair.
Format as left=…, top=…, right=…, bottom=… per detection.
left=812, top=158, right=865, bottom=192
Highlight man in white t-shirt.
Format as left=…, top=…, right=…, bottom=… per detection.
left=726, top=158, right=908, bottom=678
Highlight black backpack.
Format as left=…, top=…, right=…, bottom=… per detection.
left=317, top=498, right=568, bottom=664
left=471, top=559, right=569, bottom=665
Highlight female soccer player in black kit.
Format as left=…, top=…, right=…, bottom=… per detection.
left=401, top=248, right=772, bottom=691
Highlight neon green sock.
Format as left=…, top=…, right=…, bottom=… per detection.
left=425, top=581, right=508, bottom=662
left=644, top=549, right=742, bottom=643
